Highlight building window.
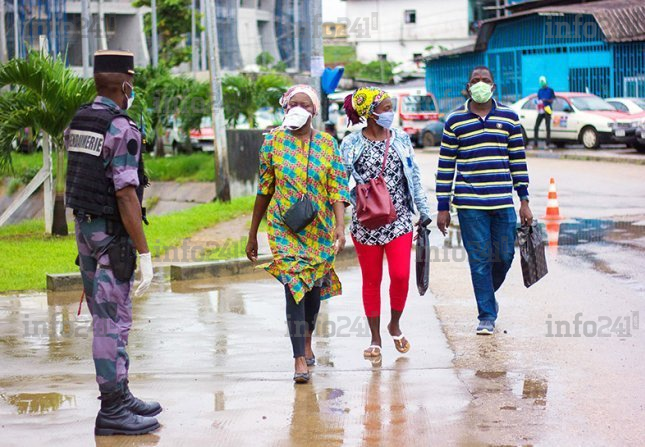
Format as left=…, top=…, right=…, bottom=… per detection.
left=404, top=10, right=416, bottom=24
left=377, top=54, right=387, bottom=61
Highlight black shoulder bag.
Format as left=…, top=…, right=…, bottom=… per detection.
left=280, top=132, right=318, bottom=233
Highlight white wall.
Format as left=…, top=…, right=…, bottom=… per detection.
left=345, top=0, right=473, bottom=63
left=237, top=2, right=280, bottom=67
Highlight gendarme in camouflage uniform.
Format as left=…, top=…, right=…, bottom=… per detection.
left=64, top=50, right=160, bottom=436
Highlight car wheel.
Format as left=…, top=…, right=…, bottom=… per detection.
left=422, top=132, right=436, bottom=148
left=554, top=141, right=567, bottom=148
left=580, top=126, right=599, bottom=150
left=635, top=141, right=645, bottom=154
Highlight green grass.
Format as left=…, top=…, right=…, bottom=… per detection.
left=1, top=152, right=216, bottom=185
left=143, top=153, right=215, bottom=182
left=0, top=196, right=254, bottom=293
left=324, top=45, right=357, bottom=65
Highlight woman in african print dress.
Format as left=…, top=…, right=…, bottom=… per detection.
left=341, top=87, right=432, bottom=360
left=246, top=85, right=350, bottom=384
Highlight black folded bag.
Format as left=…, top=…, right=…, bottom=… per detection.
left=517, top=222, right=548, bottom=288
left=416, top=216, right=432, bottom=296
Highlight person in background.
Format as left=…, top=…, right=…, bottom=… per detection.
left=534, top=75, right=555, bottom=149
left=341, top=87, right=431, bottom=359
left=246, top=84, right=350, bottom=384
left=436, top=66, right=533, bottom=335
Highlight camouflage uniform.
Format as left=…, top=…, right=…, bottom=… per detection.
left=66, top=96, right=142, bottom=393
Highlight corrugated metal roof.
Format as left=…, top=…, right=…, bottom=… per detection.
left=477, top=0, right=645, bottom=48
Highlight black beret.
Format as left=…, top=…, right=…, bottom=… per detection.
left=94, top=50, right=135, bottom=75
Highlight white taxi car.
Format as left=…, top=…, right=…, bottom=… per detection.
left=510, top=92, right=636, bottom=149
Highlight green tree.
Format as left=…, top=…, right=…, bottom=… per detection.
left=222, top=74, right=289, bottom=128
left=133, top=0, right=194, bottom=68
left=135, top=65, right=200, bottom=154
left=0, top=52, right=95, bottom=235
left=256, top=51, right=275, bottom=69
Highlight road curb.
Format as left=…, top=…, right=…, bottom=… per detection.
left=524, top=150, right=645, bottom=165
left=46, top=244, right=359, bottom=291
left=169, top=243, right=358, bottom=282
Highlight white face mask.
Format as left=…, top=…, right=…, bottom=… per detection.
left=282, top=106, right=311, bottom=130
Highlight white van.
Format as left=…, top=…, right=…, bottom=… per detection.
left=328, top=88, right=440, bottom=146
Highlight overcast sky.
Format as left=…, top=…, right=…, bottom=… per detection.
left=322, top=0, right=347, bottom=22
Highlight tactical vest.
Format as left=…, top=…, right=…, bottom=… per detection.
left=65, top=103, right=148, bottom=221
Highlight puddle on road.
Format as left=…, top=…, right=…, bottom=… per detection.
left=444, top=218, right=645, bottom=249
left=1, top=392, right=76, bottom=414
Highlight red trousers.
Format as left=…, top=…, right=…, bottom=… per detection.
left=352, top=232, right=413, bottom=318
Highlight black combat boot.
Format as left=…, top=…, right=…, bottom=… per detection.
left=95, top=390, right=160, bottom=436
left=121, top=379, right=163, bottom=417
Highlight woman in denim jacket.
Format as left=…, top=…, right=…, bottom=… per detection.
left=340, top=87, right=431, bottom=359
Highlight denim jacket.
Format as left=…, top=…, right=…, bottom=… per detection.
left=340, top=128, right=431, bottom=221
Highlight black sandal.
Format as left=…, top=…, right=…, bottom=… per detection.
left=293, top=372, right=310, bottom=384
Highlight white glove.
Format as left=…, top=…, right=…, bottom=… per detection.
left=134, top=252, right=154, bottom=297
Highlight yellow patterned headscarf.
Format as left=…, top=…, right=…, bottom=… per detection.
left=344, top=87, right=390, bottom=125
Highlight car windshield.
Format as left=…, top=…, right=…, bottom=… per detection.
left=633, top=98, right=645, bottom=110
left=402, top=95, right=436, bottom=113
left=571, top=96, right=615, bottom=111
left=200, top=116, right=212, bottom=128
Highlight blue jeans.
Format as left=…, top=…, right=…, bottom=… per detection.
left=457, top=207, right=517, bottom=322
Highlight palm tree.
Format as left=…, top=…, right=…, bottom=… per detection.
left=0, top=51, right=95, bottom=235
left=222, top=74, right=289, bottom=128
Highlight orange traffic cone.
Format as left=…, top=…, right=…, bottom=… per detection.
left=545, top=221, right=561, bottom=247
left=543, top=178, right=562, bottom=220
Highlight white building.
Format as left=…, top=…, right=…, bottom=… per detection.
left=344, top=0, right=475, bottom=64
left=238, top=0, right=281, bottom=66
left=64, top=0, right=149, bottom=68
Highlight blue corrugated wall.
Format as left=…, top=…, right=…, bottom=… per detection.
left=426, top=13, right=645, bottom=113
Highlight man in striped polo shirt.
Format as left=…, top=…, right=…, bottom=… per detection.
left=436, top=66, right=533, bottom=335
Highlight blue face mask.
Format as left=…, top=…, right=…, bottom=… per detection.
left=374, top=111, right=394, bottom=129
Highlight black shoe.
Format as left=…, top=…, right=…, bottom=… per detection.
left=121, top=380, right=162, bottom=417
left=293, top=372, right=310, bottom=384
left=95, top=390, right=160, bottom=436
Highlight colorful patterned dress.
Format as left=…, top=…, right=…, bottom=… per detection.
left=257, top=128, right=350, bottom=304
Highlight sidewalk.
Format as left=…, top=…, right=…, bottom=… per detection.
left=423, top=145, right=645, bottom=164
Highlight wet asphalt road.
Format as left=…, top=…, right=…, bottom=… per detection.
left=0, top=153, right=644, bottom=446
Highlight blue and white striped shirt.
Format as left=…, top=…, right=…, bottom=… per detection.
left=436, top=99, right=529, bottom=211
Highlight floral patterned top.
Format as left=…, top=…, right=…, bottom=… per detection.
left=257, top=128, right=350, bottom=304
left=350, top=136, right=413, bottom=245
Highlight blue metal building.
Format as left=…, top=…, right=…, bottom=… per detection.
left=426, top=0, right=645, bottom=112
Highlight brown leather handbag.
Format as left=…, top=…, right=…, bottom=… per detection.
left=355, top=137, right=397, bottom=230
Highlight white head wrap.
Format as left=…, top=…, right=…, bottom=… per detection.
left=279, top=84, right=321, bottom=116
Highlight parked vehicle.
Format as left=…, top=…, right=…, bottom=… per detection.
left=417, top=120, right=444, bottom=148
left=606, top=97, right=645, bottom=114
left=329, top=88, right=441, bottom=146
left=511, top=92, right=637, bottom=149
left=605, top=97, right=645, bottom=153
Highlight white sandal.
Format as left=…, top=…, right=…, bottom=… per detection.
left=363, top=345, right=382, bottom=357
left=392, top=334, right=410, bottom=353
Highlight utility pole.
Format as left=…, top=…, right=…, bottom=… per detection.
left=200, top=0, right=206, bottom=71
left=13, top=0, right=19, bottom=59
left=151, top=0, right=159, bottom=67
left=293, top=0, right=299, bottom=71
left=81, top=0, right=90, bottom=77
left=98, top=0, right=107, bottom=50
left=49, top=0, right=58, bottom=55
left=191, top=0, right=198, bottom=75
left=310, top=0, right=324, bottom=128
left=0, top=0, right=7, bottom=62
left=205, top=0, right=230, bottom=202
